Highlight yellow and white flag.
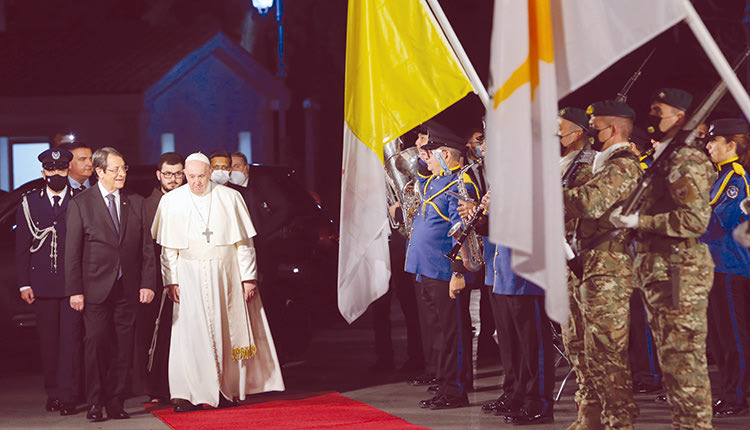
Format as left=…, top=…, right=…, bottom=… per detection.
left=485, top=0, right=687, bottom=324
left=339, top=0, right=472, bottom=324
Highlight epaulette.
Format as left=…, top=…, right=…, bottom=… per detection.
left=733, top=162, right=746, bottom=177
left=609, top=148, right=640, bottom=163
left=21, top=188, right=44, bottom=198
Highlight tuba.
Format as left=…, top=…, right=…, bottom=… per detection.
left=447, top=161, right=485, bottom=272
left=384, top=138, right=422, bottom=237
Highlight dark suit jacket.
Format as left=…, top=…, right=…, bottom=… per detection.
left=16, top=187, right=76, bottom=298
left=227, top=176, right=290, bottom=240
left=64, top=186, right=155, bottom=304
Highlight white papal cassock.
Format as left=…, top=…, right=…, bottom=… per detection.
left=151, top=182, right=284, bottom=407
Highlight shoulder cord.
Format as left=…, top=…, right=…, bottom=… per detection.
left=21, top=195, right=58, bottom=273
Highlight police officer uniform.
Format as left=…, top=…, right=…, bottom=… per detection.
left=405, top=132, right=477, bottom=409
left=15, top=148, right=83, bottom=414
left=701, top=119, right=750, bottom=416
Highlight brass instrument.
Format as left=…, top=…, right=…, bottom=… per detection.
left=446, top=161, right=484, bottom=272
left=384, top=138, right=422, bottom=237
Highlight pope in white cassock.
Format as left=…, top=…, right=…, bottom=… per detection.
left=151, top=153, right=284, bottom=412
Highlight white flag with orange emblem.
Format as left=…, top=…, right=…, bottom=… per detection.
left=485, top=0, right=688, bottom=324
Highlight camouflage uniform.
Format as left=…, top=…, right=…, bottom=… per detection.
left=633, top=145, right=715, bottom=429
left=564, top=144, right=642, bottom=429
left=562, top=161, right=603, bottom=429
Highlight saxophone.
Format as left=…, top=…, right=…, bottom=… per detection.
left=446, top=161, right=485, bottom=272
left=384, top=138, right=422, bottom=237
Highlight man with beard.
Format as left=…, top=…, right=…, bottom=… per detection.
left=16, top=148, right=82, bottom=416
left=134, top=152, right=185, bottom=402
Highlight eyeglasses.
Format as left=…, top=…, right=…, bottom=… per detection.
left=160, top=171, right=184, bottom=178
left=105, top=165, right=129, bottom=174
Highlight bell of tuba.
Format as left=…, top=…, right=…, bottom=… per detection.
left=384, top=138, right=422, bottom=237
left=447, top=161, right=485, bottom=272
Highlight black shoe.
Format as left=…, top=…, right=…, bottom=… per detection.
left=429, top=395, right=470, bottom=410
left=86, top=404, right=106, bottom=422
left=427, top=385, right=438, bottom=393
left=45, top=398, right=61, bottom=412
left=419, top=394, right=441, bottom=409
left=655, top=394, right=667, bottom=403
left=106, top=406, right=130, bottom=420
left=484, top=394, right=521, bottom=415
left=174, top=399, right=198, bottom=413
left=633, top=381, right=661, bottom=394
left=408, top=375, right=437, bottom=386
left=714, top=400, right=749, bottom=417
left=503, top=409, right=554, bottom=425
left=59, top=403, right=78, bottom=416
left=218, top=395, right=239, bottom=409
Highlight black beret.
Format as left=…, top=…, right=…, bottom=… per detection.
left=38, top=148, right=73, bottom=170
left=586, top=100, right=635, bottom=120
left=651, top=88, right=692, bottom=112
left=629, top=126, right=651, bottom=149
left=707, top=118, right=750, bottom=138
left=558, top=107, right=589, bottom=131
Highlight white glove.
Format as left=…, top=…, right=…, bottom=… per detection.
left=733, top=221, right=750, bottom=248
left=741, top=197, right=750, bottom=216
left=609, top=206, right=639, bottom=229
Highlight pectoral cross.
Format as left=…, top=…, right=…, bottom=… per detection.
left=202, top=226, right=213, bottom=243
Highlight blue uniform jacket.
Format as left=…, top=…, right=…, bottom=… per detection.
left=492, top=244, right=545, bottom=296
left=405, top=167, right=478, bottom=281
left=15, top=187, right=75, bottom=298
left=700, top=158, right=750, bottom=277
left=483, top=237, right=495, bottom=286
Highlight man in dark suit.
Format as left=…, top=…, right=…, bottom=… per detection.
left=59, top=141, right=96, bottom=191
left=16, top=148, right=83, bottom=416
left=134, top=151, right=184, bottom=403
left=65, top=147, right=156, bottom=422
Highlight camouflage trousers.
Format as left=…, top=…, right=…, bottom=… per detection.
left=562, top=269, right=600, bottom=412
left=635, top=247, right=714, bottom=430
left=577, top=250, right=638, bottom=429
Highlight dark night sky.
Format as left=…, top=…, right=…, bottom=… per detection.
left=3, top=0, right=749, bottom=215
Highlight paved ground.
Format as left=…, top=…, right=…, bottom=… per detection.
left=1, top=290, right=749, bottom=429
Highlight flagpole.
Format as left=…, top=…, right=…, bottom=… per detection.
left=682, top=0, right=750, bottom=120
left=424, top=0, right=491, bottom=110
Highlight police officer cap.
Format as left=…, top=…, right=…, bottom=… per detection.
left=38, top=148, right=73, bottom=170
left=585, top=100, right=635, bottom=120
left=422, top=128, right=466, bottom=152
left=558, top=107, right=589, bottom=131
left=651, top=88, right=692, bottom=112
left=707, top=118, right=750, bottom=138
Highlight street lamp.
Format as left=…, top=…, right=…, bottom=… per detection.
left=250, top=0, right=285, bottom=77
left=251, top=0, right=273, bottom=17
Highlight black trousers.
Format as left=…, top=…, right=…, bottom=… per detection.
left=34, top=296, right=83, bottom=403
left=372, top=233, right=423, bottom=365
left=490, top=293, right=554, bottom=413
left=133, top=289, right=172, bottom=399
left=629, top=288, right=662, bottom=387
left=82, top=280, right=136, bottom=407
left=416, top=276, right=472, bottom=398
left=707, top=272, right=750, bottom=405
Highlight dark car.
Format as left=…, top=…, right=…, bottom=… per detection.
left=0, top=165, right=338, bottom=363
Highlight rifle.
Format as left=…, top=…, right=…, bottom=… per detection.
left=620, top=46, right=750, bottom=217
left=615, top=48, right=655, bottom=103
left=561, top=49, right=655, bottom=189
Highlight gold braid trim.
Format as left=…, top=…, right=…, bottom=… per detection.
left=232, top=344, right=257, bottom=360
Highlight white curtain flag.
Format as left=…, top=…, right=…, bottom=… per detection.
left=486, top=0, right=687, bottom=325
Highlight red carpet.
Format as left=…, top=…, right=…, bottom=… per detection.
left=146, top=392, right=428, bottom=430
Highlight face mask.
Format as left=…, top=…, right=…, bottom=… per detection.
left=647, top=114, right=667, bottom=142
left=474, top=146, right=484, bottom=159
left=46, top=174, right=68, bottom=192
left=228, top=171, right=246, bottom=185
left=211, top=170, right=230, bottom=185
left=586, top=126, right=607, bottom=152
left=431, top=149, right=450, bottom=174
